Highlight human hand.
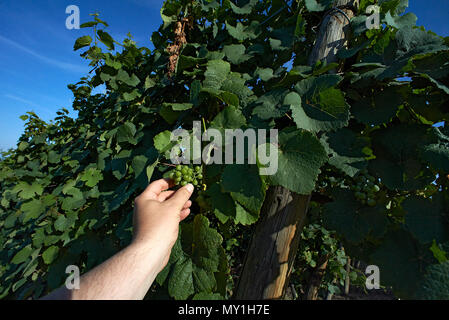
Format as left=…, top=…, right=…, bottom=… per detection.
left=132, top=179, right=193, bottom=269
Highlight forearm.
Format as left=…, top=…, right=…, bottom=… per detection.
left=42, top=179, right=192, bottom=300
left=43, top=241, right=169, bottom=300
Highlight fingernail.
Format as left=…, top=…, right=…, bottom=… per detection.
left=185, top=184, right=194, bottom=193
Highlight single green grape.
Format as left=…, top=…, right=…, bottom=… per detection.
left=197, top=174, right=203, bottom=179
left=367, top=198, right=376, bottom=207
left=195, top=166, right=201, bottom=172
left=176, top=165, right=182, bottom=171
left=181, top=181, right=187, bottom=186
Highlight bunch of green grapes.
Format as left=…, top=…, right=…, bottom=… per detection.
left=351, top=170, right=381, bottom=207
left=168, top=165, right=203, bottom=188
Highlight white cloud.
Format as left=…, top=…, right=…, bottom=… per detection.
left=4, top=94, right=39, bottom=107
left=4, top=94, right=53, bottom=116
left=0, top=34, right=86, bottom=73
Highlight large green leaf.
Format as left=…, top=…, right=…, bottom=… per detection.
left=293, top=75, right=349, bottom=132
left=201, top=88, right=239, bottom=107
left=210, top=105, right=246, bottom=130
left=229, top=0, right=257, bottom=14
left=21, top=199, right=46, bottom=222
left=11, top=245, right=33, bottom=265
left=384, top=11, right=417, bottom=29
left=419, top=127, right=449, bottom=173
left=205, top=183, right=236, bottom=223
left=42, top=246, right=59, bottom=265
left=222, top=44, right=251, bottom=65
left=370, top=124, right=436, bottom=190
left=351, top=85, right=404, bottom=126
left=323, top=189, right=388, bottom=243
left=116, top=121, right=137, bottom=144
left=320, top=128, right=369, bottom=177
left=269, top=28, right=295, bottom=51
left=73, top=36, right=92, bottom=51
left=417, top=261, right=449, bottom=300
left=162, top=215, right=226, bottom=300
left=395, top=27, right=447, bottom=59
left=225, top=21, right=260, bottom=41
left=13, top=182, right=44, bottom=200
left=80, top=168, right=103, bottom=187
left=370, top=230, right=429, bottom=299
left=97, top=30, right=115, bottom=50
left=403, top=195, right=449, bottom=244
left=167, top=257, right=195, bottom=300
left=252, top=89, right=289, bottom=120
left=268, top=127, right=328, bottom=194
left=116, top=70, right=140, bottom=87
left=221, top=164, right=265, bottom=216
left=153, top=130, right=174, bottom=153
left=203, top=60, right=230, bottom=90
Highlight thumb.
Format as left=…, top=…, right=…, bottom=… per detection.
left=166, top=184, right=194, bottom=210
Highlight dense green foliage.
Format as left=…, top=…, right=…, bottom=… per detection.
left=291, top=202, right=360, bottom=298
left=1, top=0, right=449, bottom=300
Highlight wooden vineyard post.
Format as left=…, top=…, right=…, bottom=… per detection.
left=234, top=0, right=358, bottom=300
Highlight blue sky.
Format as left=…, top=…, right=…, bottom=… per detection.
left=0, top=0, right=448, bottom=150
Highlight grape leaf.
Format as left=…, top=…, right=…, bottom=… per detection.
left=370, top=230, right=429, bottom=299
left=80, top=168, right=103, bottom=187
left=293, top=75, right=348, bottom=132
left=13, top=182, right=44, bottom=200
left=403, top=195, right=449, bottom=244
left=268, top=127, right=328, bottom=194
left=417, top=261, right=449, bottom=300
left=163, top=215, right=225, bottom=300
left=11, top=245, right=33, bottom=265
left=203, top=60, right=230, bottom=90
left=223, top=44, right=251, bottom=64
left=320, top=128, right=369, bottom=177
left=42, top=246, right=59, bottom=265
left=74, top=36, right=92, bottom=51
left=221, top=164, right=265, bottom=216
left=323, top=189, right=388, bottom=243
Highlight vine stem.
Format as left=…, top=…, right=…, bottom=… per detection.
left=161, top=162, right=176, bottom=167
left=202, top=117, right=207, bottom=132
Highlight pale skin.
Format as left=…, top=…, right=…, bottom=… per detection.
left=42, top=179, right=194, bottom=300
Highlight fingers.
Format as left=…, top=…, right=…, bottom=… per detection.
left=180, top=208, right=191, bottom=221
left=158, top=190, right=175, bottom=202
left=166, top=184, right=194, bottom=210
left=183, top=200, right=192, bottom=209
left=140, top=179, right=173, bottom=200
left=158, top=192, right=192, bottom=211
